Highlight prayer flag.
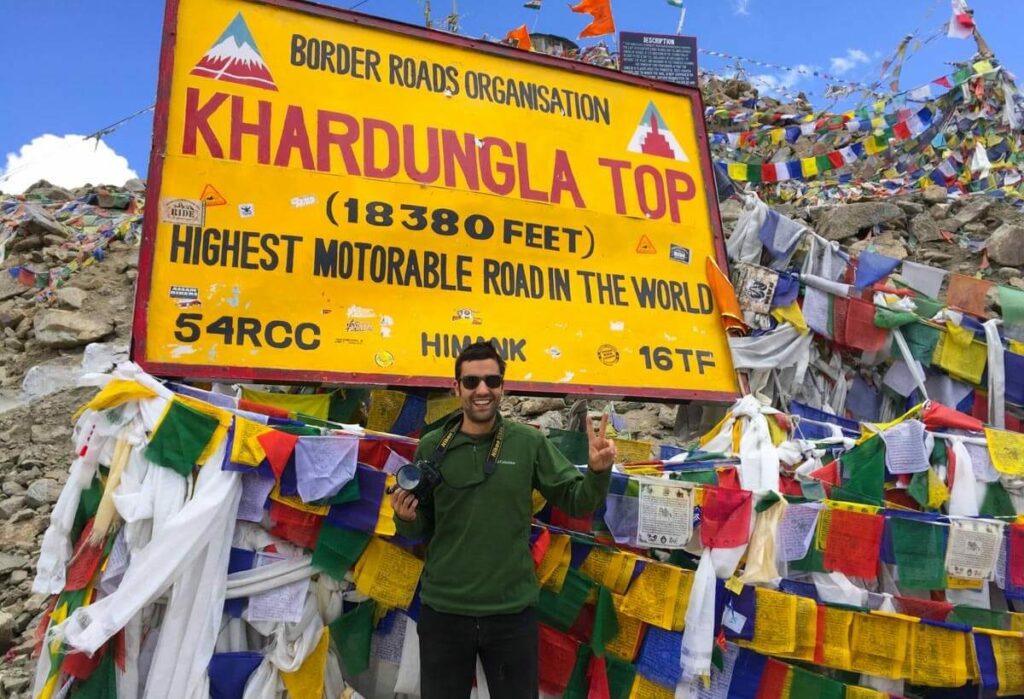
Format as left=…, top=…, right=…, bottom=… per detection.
left=889, top=517, right=947, bottom=589
left=700, top=486, right=752, bottom=548
left=823, top=508, right=884, bottom=579
left=540, top=624, right=581, bottom=694
left=539, top=568, right=594, bottom=631
left=330, top=601, right=376, bottom=677
left=144, top=399, right=221, bottom=477
left=504, top=24, right=533, bottom=50
left=209, top=652, right=263, bottom=699
left=570, top=0, right=615, bottom=38
left=706, top=257, right=747, bottom=334
left=281, top=627, right=330, bottom=697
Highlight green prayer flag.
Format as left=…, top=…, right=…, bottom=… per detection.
left=789, top=665, right=843, bottom=699
left=329, top=600, right=376, bottom=677
left=907, top=470, right=931, bottom=510
left=981, top=481, right=1017, bottom=518
left=816, top=155, right=832, bottom=173
left=144, top=400, right=220, bottom=477
left=275, top=424, right=322, bottom=437
left=930, top=438, right=948, bottom=467
left=605, top=654, right=637, bottom=699
left=548, top=428, right=590, bottom=465
left=72, top=474, right=104, bottom=544
left=903, top=321, right=941, bottom=365
left=538, top=569, right=593, bottom=632
left=949, top=605, right=1008, bottom=631
left=875, top=307, right=919, bottom=328
left=562, top=644, right=593, bottom=699
left=833, top=435, right=885, bottom=505
left=746, top=163, right=762, bottom=183
left=889, top=517, right=947, bottom=589
left=329, top=388, right=368, bottom=423
left=791, top=535, right=827, bottom=573
left=69, top=647, right=117, bottom=699
left=591, top=586, right=619, bottom=657
left=999, top=286, right=1024, bottom=329
left=755, top=491, right=781, bottom=513
left=669, top=469, right=719, bottom=486
left=312, top=525, right=371, bottom=580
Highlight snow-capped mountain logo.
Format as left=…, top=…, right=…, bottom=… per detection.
left=190, top=13, right=277, bottom=91
left=627, top=101, right=688, bottom=162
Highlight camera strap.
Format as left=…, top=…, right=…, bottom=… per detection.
left=432, top=415, right=505, bottom=476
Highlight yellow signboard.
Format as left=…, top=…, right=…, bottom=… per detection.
left=133, top=0, right=738, bottom=400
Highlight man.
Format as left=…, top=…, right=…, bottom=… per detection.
left=391, top=341, right=616, bottom=698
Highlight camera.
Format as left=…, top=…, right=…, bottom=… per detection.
left=395, top=459, right=443, bottom=501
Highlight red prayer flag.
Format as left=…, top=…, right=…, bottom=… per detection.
left=1009, top=525, right=1024, bottom=588
left=893, top=121, right=912, bottom=140
left=257, top=429, right=299, bottom=479
left=531, top=528, right=551, bottom=570
left=716, top=466, right=741, bottom=490
left=700, top=486, right=752, bottom=548
left=894, top=596, right=953, bottom=622
left=570, top=0, right=615, bottom=38
left=827, top=151, right=845, bottom=168
left=761, top=163, right=778, bottom=183
left=843, top=298, right=889, bottom=352
left=538, top=624, right=580, bottom=694
left=63, top=645, right=105, bottom=680
left=809, top=460, right=840, bottom=487
left=755, top=658, right=790, bottom=699
left=238, top=399, right=290, bottom=419
left=65, top=520, right=106, bottom=591
left=823, top=508, right=884, bottom=579
left=934, top=76, right=953, bottom=89
left=551, top=506, right=593, bottom=533
left=922, top=401, right=984, bottom=432
left=587, top=654, right=611, bottom=699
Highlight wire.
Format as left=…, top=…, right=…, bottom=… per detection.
left=349, top=0, right=372, bottom=9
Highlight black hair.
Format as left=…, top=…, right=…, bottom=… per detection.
left=454, top=341, right=506, bottom=379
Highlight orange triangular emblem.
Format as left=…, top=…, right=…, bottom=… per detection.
left=200, top=184, right=227, bottom=207
left=636, top=235, right=657, bottom=254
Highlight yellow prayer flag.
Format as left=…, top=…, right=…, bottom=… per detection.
left=671, top=569, right=694, bottom=631
left=989, top=632, right=1024, bottom=696
left=850, top=612, right=910, bottom=679
left=910, top=622, right=968, bottom=687
left=607, top=594, right=645, bottom=662
left=846, top=687, right=885, bottom=699
left=933, top=325, right=987, bottom=384
left=281, top=626, right=330, bottom=697
left=374, top=475, right=398, bottom=537
left=581, top=548, right=636, bottom=594
left=621, top=562, right=683, bottom=630
left=270, top=483, right=329, bottom=516
left=746, top=587, right=797, bottom=655
left=974, top=59, right=995, bottom=74
left=628, top=674, right=675, bottom=699
left=783, top=596, right=819, bottom=662
left=771, top=301, right=808, bottom=335
left=538, top=533, right=572, bottom=591
left=229, top=417, right=272, bottom=467
left=425, top=394, right=462, bottom=424
left=353, top=537, right=423, bottom=609
left=728, top=162, right=749, bottom=182
left=1010, top=612, right=1024, bottom=634
left=927, top=468, right=950, bottom=509
left=770, top=128, right=784, bottom=145
left=532, top=489, right=547, bottom=514
left=241, top=387, right=331, bottom=420
left=76, top=378, right=159, bottom=419
left=801, top=157, right=819, bottom=177
left=613, top=438, right=653, bottom=463
left=947, top=575, right=985, bottom=590
left=1009, top=339, right=1024, bottom=355
left=986, top=428, right=1024, bottom=477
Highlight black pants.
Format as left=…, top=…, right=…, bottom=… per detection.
left=418, top=605, right=539, bottom=699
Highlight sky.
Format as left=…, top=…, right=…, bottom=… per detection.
left=1, top=0, right=1022, bottom=193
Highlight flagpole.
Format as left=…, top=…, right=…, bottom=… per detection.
left=676, top=3, right=686, bottom=35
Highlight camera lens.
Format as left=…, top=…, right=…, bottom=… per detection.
left=397, top=463, right=423, bottom=491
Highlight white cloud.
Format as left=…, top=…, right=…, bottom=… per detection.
left=0, top=134, right=138, bottom=194
left=734, top=0, right=750, bottom=15
left=830, top=48, right=870, bottom=76
left=749, top=64, right=815, bottom=95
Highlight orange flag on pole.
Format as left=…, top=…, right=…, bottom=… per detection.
left=504, top=24, right=533, bottom=51
left=569, top=0, right=616, bottom=39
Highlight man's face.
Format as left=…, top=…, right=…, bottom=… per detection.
left=454, top=358, right=504, bottom=425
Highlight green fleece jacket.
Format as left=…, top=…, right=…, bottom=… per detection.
left=393, top=415, right=610, bottom=616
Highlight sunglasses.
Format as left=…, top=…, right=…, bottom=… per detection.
left=459, top=374, right=504, bottom=390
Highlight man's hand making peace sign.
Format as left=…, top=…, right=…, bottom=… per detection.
left=586, top=413, right=617, bottom=473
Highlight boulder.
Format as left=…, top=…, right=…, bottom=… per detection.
left=33, top=309, right=113, bottom=348
left=54, top=286, right=87, bottom=310
left=519, top=397, right=567, bottom=417
left=987, top=223, right=1024, bottom=267
left=25, top=478, right=60, bottom=508
left=0, top=275, right=23, bottom=303
left=909, top=213, right=942, bottom=243
left=922, top=186, right=949, bottom=204
left=952, top=197, right=993, bottom=226
left=816, top=202, right=905, bottom=241
left=849, top=232, right=909, bottom=260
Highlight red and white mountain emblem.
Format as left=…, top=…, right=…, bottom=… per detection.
left=627, top=102, right=688, bottom=162
left=191, top=13, right=277, bottom=91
